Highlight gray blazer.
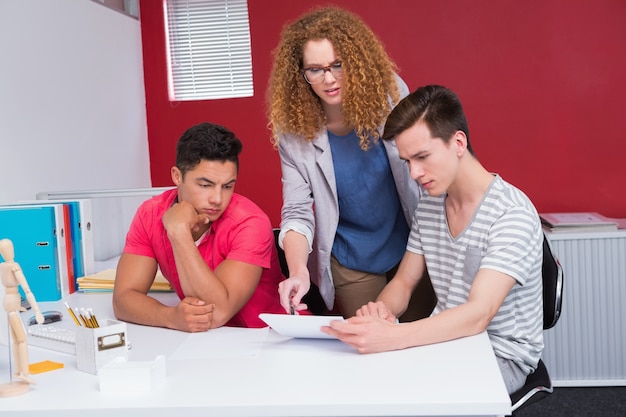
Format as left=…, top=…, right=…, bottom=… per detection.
left=277, top=76, right=421, bottom=309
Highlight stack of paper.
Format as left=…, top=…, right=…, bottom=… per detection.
left=77, top=269, right=173, bottom=293
left=540, top=212, right=619, bottom=233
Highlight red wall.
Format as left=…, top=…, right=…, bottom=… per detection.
left=140, top=0, right=626, bottom=226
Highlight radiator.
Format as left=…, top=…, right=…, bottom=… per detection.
left=542, top=230, right=626, bottom=386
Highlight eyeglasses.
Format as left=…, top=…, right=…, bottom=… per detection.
left=302, top=61, right=343, bottom=84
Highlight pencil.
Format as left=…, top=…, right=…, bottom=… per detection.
left=88, top=308, right=100, bottom=328
left=76, top=308, right=90, bottom=327
left=65, top=302, right=81, bottom=326
left=81, top=308, right=95, bottom=328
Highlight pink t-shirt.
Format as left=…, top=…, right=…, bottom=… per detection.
left=123, top=189, right=286, bottom=327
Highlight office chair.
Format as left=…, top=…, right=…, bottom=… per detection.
left=273, top=229, right=328, bottom=315
left=509, top=233, right=564, bottom=414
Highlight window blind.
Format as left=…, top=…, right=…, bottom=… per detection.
left=164, top=0, right=253, bottom=101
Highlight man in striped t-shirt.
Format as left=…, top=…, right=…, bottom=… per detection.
left=323, top=85, right=544, bottom=394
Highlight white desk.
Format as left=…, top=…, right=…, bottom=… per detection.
left=1, top=292, right=511, bottom=417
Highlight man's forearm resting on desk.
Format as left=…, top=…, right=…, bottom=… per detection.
left=113, top=233, right=269, bottom=331
left=113, top=253, right=215, bottom=332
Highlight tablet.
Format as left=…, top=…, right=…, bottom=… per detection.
left=258, top=313, right=344, bottom=339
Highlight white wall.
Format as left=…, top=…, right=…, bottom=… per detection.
left=0, top=0, right=151, bottom=205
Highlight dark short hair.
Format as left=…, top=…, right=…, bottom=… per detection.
left=175, top=122, right=243, bottom=176
left=382, top=85, right=474, bottom=156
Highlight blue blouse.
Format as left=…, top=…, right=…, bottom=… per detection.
left=328, top=130, right=409, bottom=274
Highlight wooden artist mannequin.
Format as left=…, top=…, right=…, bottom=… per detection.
left=0, top=238, right=44, bottom=397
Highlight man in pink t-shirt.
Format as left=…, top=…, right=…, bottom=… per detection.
left=112, top=122, right=288, bottom=330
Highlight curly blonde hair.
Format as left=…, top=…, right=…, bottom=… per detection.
left=267, top=6, right=401, bottom=150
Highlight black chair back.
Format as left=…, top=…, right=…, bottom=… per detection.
left=273, top=228, right=289, bottom=278
left=541, top=234, right=564, bottom=330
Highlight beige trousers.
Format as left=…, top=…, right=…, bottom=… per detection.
left=330, top=255, right=436, bottom=321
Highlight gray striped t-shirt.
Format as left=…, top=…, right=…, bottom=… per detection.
left=407, top=175, right=543, bottom=374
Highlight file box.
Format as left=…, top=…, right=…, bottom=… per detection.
left=76, top=319, right=128, bottom=374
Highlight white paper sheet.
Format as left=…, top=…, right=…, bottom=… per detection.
left=258, top=313, right=344, bottom=339
left=169, top=326, right=269, bottom=360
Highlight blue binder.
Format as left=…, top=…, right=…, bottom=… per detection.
left=41, top=199, right=94, bottom=278
left=0, top=206, right=62, bottom=301
left=10, top=198, right=95, bottom=286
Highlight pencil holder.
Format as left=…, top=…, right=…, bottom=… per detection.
left=76, top=319, right=128, bottom=374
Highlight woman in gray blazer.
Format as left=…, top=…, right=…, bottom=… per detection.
left=267, top=6, right=434, bottom=319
